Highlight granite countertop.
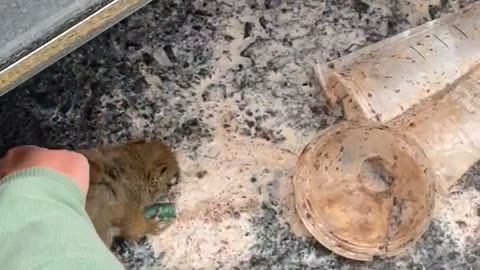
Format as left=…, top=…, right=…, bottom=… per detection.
left=0, top=0, right=479, bottom=269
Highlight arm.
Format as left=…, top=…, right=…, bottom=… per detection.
left=0, top=168, right=124, bottom=270
left=0, top=147, right=124, bottom=270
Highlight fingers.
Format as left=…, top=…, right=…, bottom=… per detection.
left=0, top=145, right=91, bottom=196
left=0, top=146, right=40, bottom=178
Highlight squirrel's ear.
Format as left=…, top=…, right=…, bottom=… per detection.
left=158, top=164, right=168, bottom=175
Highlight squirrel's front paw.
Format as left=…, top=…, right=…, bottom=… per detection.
left=146, top=219, right=172, bottom=235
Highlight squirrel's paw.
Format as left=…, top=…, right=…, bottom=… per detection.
left=146, top=219, right=172, bottom=235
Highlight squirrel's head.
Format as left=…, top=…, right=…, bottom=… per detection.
left=127, top=140, right=180, bottom=197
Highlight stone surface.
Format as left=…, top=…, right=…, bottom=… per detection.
left=0, top=0, right=479, bottom=269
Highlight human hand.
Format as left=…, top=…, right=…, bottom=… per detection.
left=0, top=146, right=90, bottom=196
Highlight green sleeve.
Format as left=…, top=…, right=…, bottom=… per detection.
left=0, top=168, right=124, bottom=270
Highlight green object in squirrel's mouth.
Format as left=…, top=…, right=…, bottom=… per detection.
left=144, top=203, right=176, bottom=220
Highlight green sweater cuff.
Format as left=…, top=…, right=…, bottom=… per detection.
left=0, top=167, right=124, bottom=270
left=1, top=167, right=85, bottom=209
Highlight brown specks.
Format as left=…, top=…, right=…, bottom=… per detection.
left=367, top=92, right=373, bottom=98
left=250, top=177, right=257, bottom=183
left=195, top=170, right=208, bottom=179
left=409, top=122, right=416, bottom=127
left=327, top=62, right=335, bottom=69
left=456, top=220, right=467, bottom=228
left=393, top=155, right=398, bottom=161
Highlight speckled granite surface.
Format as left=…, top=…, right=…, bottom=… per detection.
left=0, top=0, right=479, bottom=269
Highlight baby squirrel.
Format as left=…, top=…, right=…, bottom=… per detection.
left=78, top=140, right=179, bottom=248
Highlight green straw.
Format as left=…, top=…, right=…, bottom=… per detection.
left=144, top=203, right=176, bottom=220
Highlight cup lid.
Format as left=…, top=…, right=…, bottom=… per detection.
left=294, top=122, right=435, bottom=261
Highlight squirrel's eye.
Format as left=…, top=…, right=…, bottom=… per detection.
left=159, top=165, right=168, bottom=175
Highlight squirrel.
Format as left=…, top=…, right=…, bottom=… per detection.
left=78, top=140, right=179, bottom=248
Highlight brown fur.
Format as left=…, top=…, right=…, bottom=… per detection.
left=78, top=140, right=179, bottom=247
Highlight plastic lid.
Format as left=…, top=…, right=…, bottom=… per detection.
left=294, top=122, right=435, bottom=261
